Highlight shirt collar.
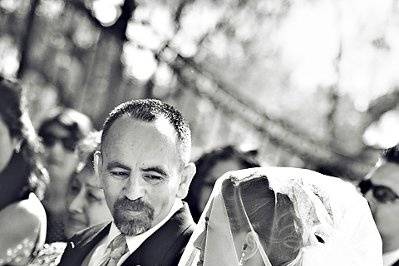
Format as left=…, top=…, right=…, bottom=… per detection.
left=107, top=199, right=183, bottom=254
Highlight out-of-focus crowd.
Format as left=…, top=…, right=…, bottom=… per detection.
left=0, top=76, right=398, bottom=266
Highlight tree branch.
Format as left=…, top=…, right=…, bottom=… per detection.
left=366, top=88, right=399, bottom=123
left=161, top=50, right=371, bottom=179
left=358, top=88, right=399, bottom=137
left=67, top=0, right=136, bottom=41
left=67, top=0, right=105, bottom=30
left=109, top=0, right=136, bottom=41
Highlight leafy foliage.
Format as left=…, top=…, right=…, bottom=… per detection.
left=1, top=0, right=398, bottom=178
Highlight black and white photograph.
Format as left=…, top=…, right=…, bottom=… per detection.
left=0, top=0, right=398, bottom=265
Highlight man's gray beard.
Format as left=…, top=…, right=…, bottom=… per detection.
left=113, top=197, right=155, bottom=236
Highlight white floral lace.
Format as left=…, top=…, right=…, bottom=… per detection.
left=28, top=242, right=67, bottom=266
left=0, top=237, right=35, bottom=265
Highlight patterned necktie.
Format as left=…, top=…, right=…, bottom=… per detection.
left=99, top=234, right=129, bottom=266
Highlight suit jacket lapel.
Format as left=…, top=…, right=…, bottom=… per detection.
left=122, top=204, right=195, bottom=266
left=59, top=223, right=111, bottom=265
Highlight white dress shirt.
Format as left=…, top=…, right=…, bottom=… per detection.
left=87, top=199, right=183, bottom=266
left=383, top=249, right=399, bottom=266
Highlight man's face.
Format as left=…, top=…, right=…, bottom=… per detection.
left=365, top=162, right=399, bottom=246
left=97, top=116, right=190, bottom=236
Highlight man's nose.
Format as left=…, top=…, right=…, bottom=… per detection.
left=68, top=190, right=85, bottom=214
left=125, top=176, right=145, bottom=201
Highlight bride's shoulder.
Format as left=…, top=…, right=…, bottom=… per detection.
left=0, top=193, right=46, bottom=265
left=0, top=193, right=46, bottom=226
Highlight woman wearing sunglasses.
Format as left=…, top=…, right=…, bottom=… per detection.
left=38, top=108, right=92, bottom=243
left=180, top=167, right=383, bottom=266
left=359, top=144, right=399, bottom=266
left=0, top=77, right=48, bottom=265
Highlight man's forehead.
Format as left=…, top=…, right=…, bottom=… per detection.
left=104, top=115, right=176, bottom=141
left=153, top=116, right=178, bottom=139
left=102, top=115, right=180, bottom=161
left=370, top=162, right=399, bottom=191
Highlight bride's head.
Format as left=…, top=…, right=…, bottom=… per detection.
left=221, top=176, right=303, bottom=266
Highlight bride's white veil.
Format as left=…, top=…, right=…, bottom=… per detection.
left=179, top=167, right=382, bottom=266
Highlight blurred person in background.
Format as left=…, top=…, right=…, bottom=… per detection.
left=0, top=77, right=48, bottom=265
left=30, top=131, right=112, bottom=266
left=38, top=108, right=92, bottom=242
left=186, top=145, right=260, bottom=222
left=63, top=130, right=113, bottom=239
left=359, top=144, right=399, bottom=266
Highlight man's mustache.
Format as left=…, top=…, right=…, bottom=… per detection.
left=114, top=197, right=154, bottom=214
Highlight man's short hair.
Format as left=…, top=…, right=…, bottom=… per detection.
left=101, top=99, right=192, bottom=164
left=381, top=144, right=399, bottom=165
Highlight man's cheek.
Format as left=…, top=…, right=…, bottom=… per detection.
left=104, top=186, right=120, bottom=205
left=376, top=205, right=399, bottom=230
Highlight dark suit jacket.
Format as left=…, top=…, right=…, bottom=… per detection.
left=59, top=204, right=195, bottom=266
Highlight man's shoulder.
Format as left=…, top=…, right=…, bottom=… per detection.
left=69, top=222, right=111, bottom=246
left=155, top=204, right=196, bottom=264
left=124, top=203, right=195, bottom=266
left=59, top=222, right=111, bottom=265
left=163, top=202, right=195, bottom=240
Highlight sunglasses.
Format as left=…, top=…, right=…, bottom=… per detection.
left=359, top=179, right=399, bottom=203
left=41, top=133, right=78, bottom=152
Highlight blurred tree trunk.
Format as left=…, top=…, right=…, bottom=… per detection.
left=17, top=0, right=40, bottom=79
left=100, top=0, right=136, bottom=123
left=144, top=77, right=154, bottom=98
left=73, top=0, right=136, bottom=127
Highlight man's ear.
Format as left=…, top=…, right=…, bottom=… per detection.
left=240, top=231, right=259, bottom=263
left=177, top=162, right=196, bottom=199
left=94, top=151, right=103, bottom=187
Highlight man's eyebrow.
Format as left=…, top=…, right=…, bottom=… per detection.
left=85, top=183, right=102, bottom=190
left=106, top=161, right=131, bottom=171
left=141, top=166, right=168, bottom=177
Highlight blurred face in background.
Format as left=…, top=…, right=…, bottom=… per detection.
left=64, top=165, right=112, bottom=238
left=198, top=159, right=242, bottom=212
left=365, top=162, right=399, bottom=252
left=41, top=124, right=80, bottom=181
left=41, top=123, right=81, bottom=215
left=0, top=116, right=18, bottom=173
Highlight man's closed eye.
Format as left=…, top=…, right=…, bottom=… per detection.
left=144, top=174, right=165, bottom=184
left=110, top=170, right=130, bottom=178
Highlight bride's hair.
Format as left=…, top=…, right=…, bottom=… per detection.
left=222, top=176, right=302, bottom=265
